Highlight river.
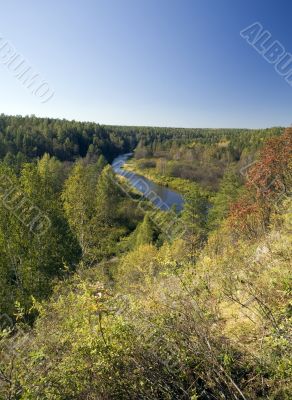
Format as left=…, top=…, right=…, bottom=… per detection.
left=112, top=153, right=184, bottom=212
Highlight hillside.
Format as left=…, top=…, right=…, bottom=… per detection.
left=0, top=119, right=291, bottom=399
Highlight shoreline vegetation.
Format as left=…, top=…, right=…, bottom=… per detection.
left=123, top=158, right=209, bottom=196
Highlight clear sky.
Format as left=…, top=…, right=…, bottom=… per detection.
left=0, top=0, right=291, bottom=128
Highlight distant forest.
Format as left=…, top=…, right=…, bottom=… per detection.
left=0, top=114, right=283, bottom=165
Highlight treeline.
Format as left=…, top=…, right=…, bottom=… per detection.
left=0, top=113, right=283, bottom=192
left=0, top=113, right=283, bottom=166
left=0, top=114, right=138, bottom=164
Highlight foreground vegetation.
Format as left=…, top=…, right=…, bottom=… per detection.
left=0, top=116, right=291, bottom=399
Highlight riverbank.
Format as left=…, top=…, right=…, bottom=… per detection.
left=112, top=153, right=185, bottom=211
left=123, top=160, right=191, bottom=194
left=123, top=158, right=211, bottom=197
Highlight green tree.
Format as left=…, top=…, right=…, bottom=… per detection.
left=134, top=213, right=155, bottom=247
left=95, top=165, right=123, bottom=226
left=62, top=160, right=100, bottom=258
left=182, top=184, right=208, bottom=236
left=0, top=157, right=81, bottom=317
left=181, top=183, right=208, bottom=257
left=90, top=166, right=128, bottom=261
left=208, top=167, right=242, bottom=230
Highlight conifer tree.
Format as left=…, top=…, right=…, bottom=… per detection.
left=208, top=167, right=242, bottom=230
left=181, top=183, right=208, bottom=257
left=135, top=213, right=154, bottom=247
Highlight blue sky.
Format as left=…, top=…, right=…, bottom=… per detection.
left=0, top=0, right=291, bottom=128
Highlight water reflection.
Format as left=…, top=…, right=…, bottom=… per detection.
left=112, top=153, right=184, bottom=212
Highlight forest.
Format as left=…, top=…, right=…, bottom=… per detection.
left=0, top=114, right=291, bottom=399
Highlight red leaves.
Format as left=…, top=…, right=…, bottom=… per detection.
left=229, top=195, right=265, bottom=238
left=228, top=129, right=292, bottom=237
left=246, top=129, right=291, bottom=199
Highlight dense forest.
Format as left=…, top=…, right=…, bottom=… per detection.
left=0, top=115, right=291, bottom=399
left=0, top=114, right=282, bottom=163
